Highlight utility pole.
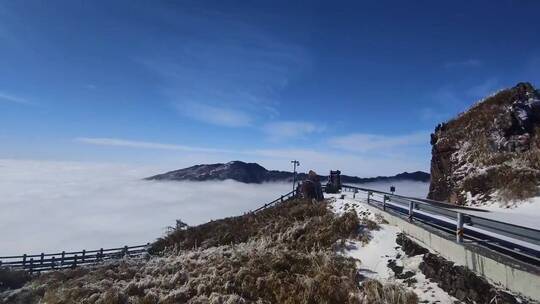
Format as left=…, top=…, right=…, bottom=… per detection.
left=291, top=160, right=300, bottom=193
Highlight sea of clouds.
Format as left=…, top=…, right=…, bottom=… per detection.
left=0, top=159, right=429, bottom=255
left=349, top=181, right=430, bottom=198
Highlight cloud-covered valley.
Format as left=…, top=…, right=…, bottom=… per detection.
left=0, top=159, right=429, bottom=256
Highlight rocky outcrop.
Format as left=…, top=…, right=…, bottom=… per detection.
left=146, top=161, right=430, bottom=185
left=420, top=253, right=518, bottom=304
left=396, top=233, right=428, bottom=257
left=395, top=234, right=520, bottom=304
left=428, top=82, right=540, bottom=205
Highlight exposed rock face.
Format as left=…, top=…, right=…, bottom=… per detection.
left=420, top=253, right=518, bottom=304
left=428, top=82, right=540, bottom=205
left=396, top=235, right=519, bottom=304
left=396, top=233, right=428, bottom=257
left=146, top=161, right=430, bottom=185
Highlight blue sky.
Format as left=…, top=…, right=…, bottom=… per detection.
left=1, top=0, right=539, bottom=176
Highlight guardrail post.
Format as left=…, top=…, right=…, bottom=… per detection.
left=22, top=254, right=27, bottom=268
left=367, top=192, right=372, bottom=204
left=353, top=189, right=357, bottom=199
left=61, top=251, right=65, bottom=265
left=383, top=195, right=387, bottom=211
left=456, top=212, right=464, bottom=243
left=408, top=202, right=414, bottom=222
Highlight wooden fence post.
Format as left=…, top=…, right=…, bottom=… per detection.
left=22, top=254, right=27, bottom=268
left=383, top=195, right=387, bottom=211
left=29, top=258, right=34, bottom=274
left=40, top=253, right=44, bottom=266
left=123, top=246, right=128, bottom=257
left=51, top=256, right=56, bottom=269
left=73, top=255, right=78, bottom=268
left=408, top=202, right=414, bottom=222
left=99, top=248, right=104, bottom=261
left=82, top=250, right=86, bottom=263
left=281, top=195, right=284, bottom=203
left=61, top=251, right=65, bottom=265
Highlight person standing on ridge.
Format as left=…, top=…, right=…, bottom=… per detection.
left=301, top=170, right=324, bottom=201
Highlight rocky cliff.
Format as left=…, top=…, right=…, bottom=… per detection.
left=428, top=82, right=540, bottom=206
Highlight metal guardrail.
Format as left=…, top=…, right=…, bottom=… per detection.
left=0, top=244, right=150, bottom=273
left=340, top=184, right=540, bottom=266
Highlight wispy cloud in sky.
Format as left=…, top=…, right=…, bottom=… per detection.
left=422, top=78, right=503, bottom=123
left=444, top=59, right=482, bottom=69
left=75, top=136, right=430, bottom=176
left=135, top=8, right=310, bottom=129
left=174, top=102, right=253, bottom=127
left=432, top=86, right=463, bottom=105
left=0, top=91, right=31, bottom=105
left=466, top=78, right=499, bottom=98
left=262, top=121, right=324, bottom=141
left=75, top=137, right=234, bottom=154
left=328, top=131, right=430, bottom=153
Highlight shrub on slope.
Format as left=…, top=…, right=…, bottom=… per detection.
left=151, top=198, right=359, bottom=253
left=0, top=199, right=364, bottom=303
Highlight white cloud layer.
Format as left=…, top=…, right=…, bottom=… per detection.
left=0, top=159, right=291, bottom=255
left=349, top=181, right=430, bottom=198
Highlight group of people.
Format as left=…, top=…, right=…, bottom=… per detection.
left=297, top=170, right=324, bottom=201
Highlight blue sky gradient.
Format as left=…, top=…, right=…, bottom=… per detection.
left=1, top=0, right=539, bottom=176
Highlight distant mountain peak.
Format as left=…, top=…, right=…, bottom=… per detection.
left=146, top=161, right=430, bottom=184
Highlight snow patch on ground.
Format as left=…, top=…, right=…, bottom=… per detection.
left=330, top=194, right=459, bottom=304
left=478, top=194, right=540, bottom=217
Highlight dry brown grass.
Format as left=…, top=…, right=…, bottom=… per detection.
left=1, top=199, right=384, bottom=304
left=151, top=199, right=359, bottom=253
left=359, top=280, right=418, bottom=304
left=497, top=167, right=540, bottom=202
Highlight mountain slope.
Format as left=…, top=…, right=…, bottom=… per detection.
left=146, top=161, right=430, bottom=184
left=428, top=82, right=540, bottom=206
